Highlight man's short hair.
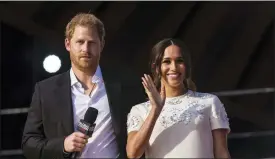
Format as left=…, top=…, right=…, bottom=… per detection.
left=65, top=13, right=105, bottom=42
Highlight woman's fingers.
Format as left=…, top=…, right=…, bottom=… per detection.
left=160, top=82, right=166, bottom=102
left=147, top=74, right=159, bottom=92
left=144, top=74, right=151, bottom=89
left=141, top=74, right=166, bottom=108
left=142, top=74, right=160, bottom=97
left=142, top=77, right=150, bottom=91
left=147, top=74, right=154, bottom=85
left=142, top=81, right=149, bottom=93
left=143, top=75, right=151, bottom=90
left=144, top=74, right=155, bottom=90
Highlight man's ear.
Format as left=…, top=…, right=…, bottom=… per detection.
left=65, top=38, right=71, bottom=52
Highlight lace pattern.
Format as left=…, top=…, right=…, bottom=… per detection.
left=127, top=91, right=229, bottom=131
left=159, top=100, right=207, bottom=128
left=212, top=103, right=229, bottom=123
left=127, top=114, right=142, bottom=131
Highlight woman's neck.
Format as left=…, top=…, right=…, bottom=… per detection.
left=165, top=85, right=187, bottom=98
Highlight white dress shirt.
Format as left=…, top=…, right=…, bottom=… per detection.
left=70, top=66, right=119, bottom=158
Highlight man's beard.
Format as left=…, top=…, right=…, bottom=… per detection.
left=70, top=54, right=98, bottom=73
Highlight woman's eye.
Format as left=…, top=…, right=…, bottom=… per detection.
left=162, top=60, right=170, bottom=64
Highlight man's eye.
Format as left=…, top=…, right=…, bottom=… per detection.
left=177, top=59, right=184, bottom=63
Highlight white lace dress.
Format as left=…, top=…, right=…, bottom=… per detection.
left=127, top=90, right=230, bottom=158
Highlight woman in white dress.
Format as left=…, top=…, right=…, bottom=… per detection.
left=126, top=38, right=231, bottom=158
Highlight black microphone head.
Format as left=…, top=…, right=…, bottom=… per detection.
left=84, top=107, right=98, bottom=124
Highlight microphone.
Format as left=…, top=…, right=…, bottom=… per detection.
left=72, top=107, right=98, bottom=159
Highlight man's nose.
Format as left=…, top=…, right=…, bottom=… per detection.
left=81, top=42, right=89, bottom=52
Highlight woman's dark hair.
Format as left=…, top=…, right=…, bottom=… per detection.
left=149, top=38, right=196, bottom=91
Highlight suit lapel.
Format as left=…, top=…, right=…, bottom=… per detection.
left=52, top=68, right=122, bottom=137
left=54, top=71, right=74, bottom=135
left=101, top=67, right=122, bottom=136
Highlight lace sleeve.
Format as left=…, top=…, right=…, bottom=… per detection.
left=127, top=106, right=144, bottom=133
left=210, top=95, right=230, bottom=133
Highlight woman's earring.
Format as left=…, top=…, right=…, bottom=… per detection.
left=151, top=63, right=156, bottom=69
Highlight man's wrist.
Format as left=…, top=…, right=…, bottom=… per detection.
left=63, top=148, right=72, bottom=158
left=63, top=136, right=71, bottom=158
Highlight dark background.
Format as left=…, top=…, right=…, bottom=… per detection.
left=0, top=1, right=274, bottom=158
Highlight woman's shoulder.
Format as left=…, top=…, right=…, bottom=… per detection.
left=130, top=100, right=151, bottom=114
left=187, top=90, right=220, bottom=101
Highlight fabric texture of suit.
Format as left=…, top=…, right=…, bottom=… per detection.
left=22, top=66, right=145, bottom=159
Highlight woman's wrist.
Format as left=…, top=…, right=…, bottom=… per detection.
left=151, top=106, right=162, bottom=116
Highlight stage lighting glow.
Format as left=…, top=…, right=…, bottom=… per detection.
left=43, top=54, right=61, bottom=73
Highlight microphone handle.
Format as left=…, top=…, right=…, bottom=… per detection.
left=71, top=123, right=96, bottom=158
left=71, top=152, right=79, bottom=159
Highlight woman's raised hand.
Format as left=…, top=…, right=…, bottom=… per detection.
left=142, top=74, right=166, bottom=110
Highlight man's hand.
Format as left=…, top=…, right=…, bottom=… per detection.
left=64, top=132, right=88, bottom=152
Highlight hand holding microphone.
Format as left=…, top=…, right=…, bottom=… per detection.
left=63, top=107, right=98, bottom=158
left=64, top=132, right=88, bottom=152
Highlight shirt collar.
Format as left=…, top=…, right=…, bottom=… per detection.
left=70, top=66, right=103, bottom=86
